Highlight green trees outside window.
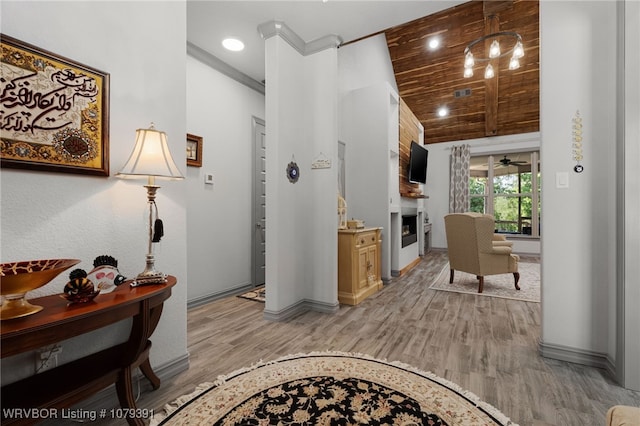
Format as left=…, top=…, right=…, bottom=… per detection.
left=469, top=152, right=540, bottom=237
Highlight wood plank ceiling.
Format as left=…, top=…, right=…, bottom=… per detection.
left=383, top=0, right=539, bottom=144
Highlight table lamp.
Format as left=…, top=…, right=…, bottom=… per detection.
left=117, top=123, right=184, bottom=285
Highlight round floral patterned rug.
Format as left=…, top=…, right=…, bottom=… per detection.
left=151, top=352, right=518, bottom=426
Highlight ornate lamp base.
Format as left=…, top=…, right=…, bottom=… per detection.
left=131, top=274, right=167, bottom=287
left=130, top=254, right=167, bottom=287
left=132, top=273, right=167, bottom=287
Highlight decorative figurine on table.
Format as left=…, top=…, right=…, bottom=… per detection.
left=338, top=192, right=347, bottom=230
left=63, top=269, right=99, bottom=303
left=86, top=255, right=127, bottom=294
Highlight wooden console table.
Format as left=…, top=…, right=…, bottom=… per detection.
left=1, top=276, right=176, bottom=425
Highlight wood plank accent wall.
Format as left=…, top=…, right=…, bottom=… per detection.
left=399, top=98, right=424, bottom=198
left=484, top=14, right=500, bottom=136
left=385, top=0, right=539, bottom=144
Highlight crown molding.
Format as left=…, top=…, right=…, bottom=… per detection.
left=187, top=41, right=265, bottom=95
left=258, top=20, right=306, bottom=55
left=258, top=20, right=343, bottom=56
left=306, top=34, right=343, bottom=55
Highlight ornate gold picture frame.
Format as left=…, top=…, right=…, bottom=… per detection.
left=1, top=34, right=110, bottom=176
left=186, top=133, right=202, bottom=167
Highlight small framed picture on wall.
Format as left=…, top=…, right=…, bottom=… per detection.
left=186, top=133, right=202, bottom=167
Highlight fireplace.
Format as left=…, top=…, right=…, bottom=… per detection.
left=402, top=215, right=417, bottom=248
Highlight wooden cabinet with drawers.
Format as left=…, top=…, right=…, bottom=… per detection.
left=338, top=227, right=383, bottom=305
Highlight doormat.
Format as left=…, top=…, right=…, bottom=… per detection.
left=237, top=286, right=265, bottom=303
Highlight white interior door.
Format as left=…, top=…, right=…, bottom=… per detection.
left=253, top=117, right=266, bottom=286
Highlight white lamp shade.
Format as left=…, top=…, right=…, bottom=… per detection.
left=464, top=52, right=475, bottom=68
left=513, top=40, right=524, bottom=59
left=489, top=39, right=501, bottom=58
left=117, top=125, right=184, bottom=180
left=484, top=64, right=495, bottom=79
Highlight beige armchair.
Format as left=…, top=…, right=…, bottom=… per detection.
left=444, top=212, right=520, bottom=293
left=606, top=405, right=640, bottom=426
left=492, top=233, right=513, bottom=247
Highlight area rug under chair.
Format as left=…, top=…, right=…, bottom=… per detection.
left=429, top=262, right=540, bottom=303
left=151, top=351, right=518, bottom=425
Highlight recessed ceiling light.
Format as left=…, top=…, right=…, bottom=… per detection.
left=428, top=37, right=441, bottom=50
left=222, top=38, right=245, bottom=52
left=437, top=107, right=449, bottom=117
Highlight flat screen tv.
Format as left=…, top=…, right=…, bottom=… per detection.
left=408, top=141, right=428, bottom=184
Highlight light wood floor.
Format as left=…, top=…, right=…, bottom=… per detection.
left=130, top=250, right=638, bottom=425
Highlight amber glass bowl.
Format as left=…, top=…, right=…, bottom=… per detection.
left=1, top=259, right=81, bottom=320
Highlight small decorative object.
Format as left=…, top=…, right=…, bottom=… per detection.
left=69, top=268, right=87, bottom=280
left=86, top=255, right=126, bottom=294
left=63, top=269, right=99, bottom=304
left=572, top=110, right=584, bottom=173
left=312, top=152, right=331, bottom=169
left=347, top=219, right=365, bottom=229
left=286, top=158, right=300, bottom=183
left=0, top=35, right=110, bottom=176
left=117, top=123, right=184, bottom=286
left=0, top=258, right=81, bottom=319
left=186, top=133, right=203, bottom=167
left=338, top=193, right=347, bottom=229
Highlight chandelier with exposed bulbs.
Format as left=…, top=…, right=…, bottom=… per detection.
left=463, top=31, right=524, bottom=79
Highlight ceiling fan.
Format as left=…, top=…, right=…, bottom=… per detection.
left=497, top=155, right=527, bottom=167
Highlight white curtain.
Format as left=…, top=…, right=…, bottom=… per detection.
left=449, top=144, right=471, bottom=213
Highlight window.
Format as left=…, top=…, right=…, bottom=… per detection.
left=469, top=152, right=540, bottom=237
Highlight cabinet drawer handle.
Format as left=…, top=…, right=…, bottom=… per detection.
left=371, top=237, right=375, bottom=242
left=360, top=239, right=365, bottom=244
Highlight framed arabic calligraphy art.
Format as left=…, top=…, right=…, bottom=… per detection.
left=0, top=34, right=110, bottom=176
left=186, top=133, right=202, bottom=167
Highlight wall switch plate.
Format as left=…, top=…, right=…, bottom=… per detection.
left=556, top=172, right=569, bottom=189
left=204, top=173, right=214, bottom=185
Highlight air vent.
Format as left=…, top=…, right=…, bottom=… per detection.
left=454, top=88, right=472, bottom=98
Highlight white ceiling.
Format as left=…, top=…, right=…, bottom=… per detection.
left=187, top=0, right=468, bottom=83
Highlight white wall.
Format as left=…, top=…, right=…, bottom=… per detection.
left=338, top=34, right=404, bottom=279
left=264, top=36, right=339, bottom=315
left=1, top=1, right=188, bottom=384
left=621, top=0, right=640, bottom=392
left=186, top=55, right=265, bottom=303
left=540, top=0, right=616, bottom=357
left=305, top=50, right=341, bottom=305
left=340, top=83, right=397, bottom=280
left=338, top=33, right=399, bottom=96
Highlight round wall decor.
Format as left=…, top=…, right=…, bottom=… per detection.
left=286, top=161, right=300, bottom=183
